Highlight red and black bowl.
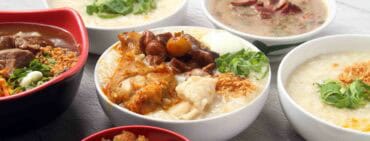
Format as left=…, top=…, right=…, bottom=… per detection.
left=0, top=8, right=88, bottom=134
left=82, top=125, right=190, bottom=141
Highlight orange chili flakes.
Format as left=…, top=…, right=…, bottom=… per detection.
left=216, top=73, right=256, bottom=97
left=339, top=60, right=370, bottom=85
left=37, top=46, right=78, bottom=75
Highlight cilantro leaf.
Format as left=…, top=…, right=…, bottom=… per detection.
left=318, top=80, right=370, bottom=109
left=215, top=49, right=269, bottom=79
left=86, top=0, right=157, bottom=19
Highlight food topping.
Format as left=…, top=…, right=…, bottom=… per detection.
left=139, top=31, right=218, bottom=74
left=343, top=118, right=370, bottom=132
left=166, top=35, right=192, bottom=57
left=86, top=0, right=157, bottom=19
left=102, top=130, right=149, bottom=141
left=317, top=79, right=370, bottom=109
left=230, top=0, right=302, bottom=19
left=339, top=61, right=370, bottom=85
left=317, top=61, right=370, bottom=109
left=216, top=73, right=256, bottom=97
left=216, top=49, right=269, bottom=79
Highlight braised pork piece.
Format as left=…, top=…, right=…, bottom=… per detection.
left=0, top=23, right=78, bottom=96
left=210, top=0, right=327, bottom=36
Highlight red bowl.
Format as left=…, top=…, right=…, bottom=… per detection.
left=83, top=125, right=190, bottom=141
left=0, top=8, right=88, bottom=133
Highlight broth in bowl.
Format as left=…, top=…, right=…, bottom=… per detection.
left=209, top=0, right=327, bottom=37
left=287, top=52, right=370, bottom=132
left=96, top=28, right=270, bottom=120
left=0, top=23, right=79, bottom=96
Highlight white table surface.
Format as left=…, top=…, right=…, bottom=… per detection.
left=0, top=0, right=370, bottom=141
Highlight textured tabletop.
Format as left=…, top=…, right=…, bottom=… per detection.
left=1, top=0, right=370, bottom=141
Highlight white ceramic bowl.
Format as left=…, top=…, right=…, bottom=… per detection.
left=95, top=26, right=272, bottom=141
left=277, top=35, right=370, bottom=141
left=202, top=0, right=336, bottom=55
left=45, top=0, right=188, bottom=54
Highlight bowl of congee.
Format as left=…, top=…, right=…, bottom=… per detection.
left=202, top=0, right=336, bottom=55
left=95, top=26, right=271, bottom=140
left=47, top=0, right=187, bottom=54
left=278, top=35, right=370, bottom=141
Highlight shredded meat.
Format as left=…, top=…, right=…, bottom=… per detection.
left=216, top=73, right=256, bottom=97
left=339, top=60, right=370, bottom=85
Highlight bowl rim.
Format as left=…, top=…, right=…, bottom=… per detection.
left=0, top=8, right=89, bottom=101
left=94, top=26, right=272, bottom=124
left=82, top=125, right=190, bottom=141
left=201, top=0, right=337, bottom=42
left=277, top=34, right=370, bottom=136
left=46, top=0, right=188, bottom=30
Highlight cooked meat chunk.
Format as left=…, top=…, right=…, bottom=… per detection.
left=156, top=32, right=173, bottom=45
left=145, top=40, right=167, bottom=57
left=0, top=36, right=14, bottom=50
left=0, top=48, right=35, bottom=72
left=189, top=49, right=217, bottom=66
left=139, top=31, right=155, bottom=52
left=145, top=55, right=164, bottom=65
left=169, top=58, right=191, bottom=73
left=184, top=34, right=202, bottom=49
left=14, top=36, right=52, bottom=53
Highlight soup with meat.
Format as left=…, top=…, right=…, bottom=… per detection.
left=209, top=0, right=327, bottom=36
left=0, top=23, right=79, bottom=96
left=96, top=28, right=270, bottom=120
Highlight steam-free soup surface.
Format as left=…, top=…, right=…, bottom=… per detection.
left=210, top=0, right=327, bottom=36
left=0, top=23, right=78, bottom=50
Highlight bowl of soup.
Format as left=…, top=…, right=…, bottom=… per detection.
left=202, top=0, right=336, bottom=55
left=278, top=35, right=370, bottom=141
left=0, top=8, right=88, bottom=132
left=94, top=26, right=271, bottom=140
left=47, top=0, right=188, bottom=54
left=82, top=125, right=190, bottom=141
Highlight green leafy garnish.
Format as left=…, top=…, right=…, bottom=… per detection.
left=8, top=59, right=52, bottom=93
left=86, top=0, right=157, bottom=19
left=318, top=80, right=370, bottom=109
left=215, top=49, right=269, bottom=79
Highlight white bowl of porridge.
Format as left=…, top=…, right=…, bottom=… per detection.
left=278, top=35, right=370, bottom=141
left=94, top=26, right=271, bottom=140
left=47, top=0, right=188, bottom=54
left=202, top=0, right=336, bottom=56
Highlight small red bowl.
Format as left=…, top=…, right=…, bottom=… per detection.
left=0, top=8, right=88, bottom=133
left=83, top=125, right=190, bottom=141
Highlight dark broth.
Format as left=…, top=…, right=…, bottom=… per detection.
left=0, top=22, right=78, bottom=51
